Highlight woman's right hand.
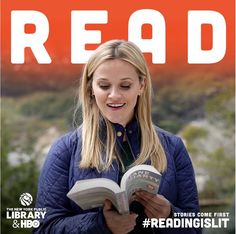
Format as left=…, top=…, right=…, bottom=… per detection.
left=103, top=200, right=138, bottom=234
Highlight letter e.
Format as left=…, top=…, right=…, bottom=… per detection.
left=71, top=10, right=108, bottom=64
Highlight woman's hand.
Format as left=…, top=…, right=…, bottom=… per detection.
left=135, top=191, right=171, bottom=219
left=103, top=200, right=138, bottom=234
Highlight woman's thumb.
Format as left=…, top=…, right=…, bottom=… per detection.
left=104, top=199, right=112, bottom=210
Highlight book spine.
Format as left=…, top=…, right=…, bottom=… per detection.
left=116, top=192, right=129, bottom=215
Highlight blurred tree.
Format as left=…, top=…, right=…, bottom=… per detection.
left=152, top=74, right=234, bottom=133
left=20, top=91, right=75, bottom=128
left=1, top=114, right=39, bottom=234
left=202, top=148, right=235, bottom=199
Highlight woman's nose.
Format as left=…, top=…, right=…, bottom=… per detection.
left=108, top=88, right=122, bottom=99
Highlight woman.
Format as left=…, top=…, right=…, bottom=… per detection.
left=34, top=40, right=200, bottom=233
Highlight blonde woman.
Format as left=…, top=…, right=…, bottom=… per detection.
left=34, top=40, right=200, bottom=234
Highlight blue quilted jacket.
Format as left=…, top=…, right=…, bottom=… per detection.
left=34, top=120, right=200, bottom=234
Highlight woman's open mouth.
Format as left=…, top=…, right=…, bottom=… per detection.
left=107, top=103, right=126, bottom=110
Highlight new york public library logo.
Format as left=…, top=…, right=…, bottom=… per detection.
left=5, top=192, right=46, bottom=229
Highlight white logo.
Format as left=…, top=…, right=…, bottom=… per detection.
left=6, top=193, right=46, bottom=229
left=19, top=193, right=33, bottom=206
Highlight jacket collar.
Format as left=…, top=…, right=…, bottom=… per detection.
left=99, top=116, right=141, bottom=158
left=111, top=118, right=139, bottom=142
left=111, top=118, right=141, bottom=158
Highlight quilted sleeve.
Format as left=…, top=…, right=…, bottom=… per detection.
left=33, top=135, right=112, bottom=234
left=172, top=137, right=199, bottom=212
left=170, top=137, right=201, bottom=234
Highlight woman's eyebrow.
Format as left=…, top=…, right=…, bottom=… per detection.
left=95, top=77, right=133, bottom=81
left=95, top=78, right=108, bottom=81
left=120, top=77, right=133, bottom=81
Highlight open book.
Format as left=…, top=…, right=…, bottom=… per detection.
left=67, top=164, right=161, bottom=214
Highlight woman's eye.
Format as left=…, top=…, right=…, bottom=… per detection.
left=99, top=85, right=110, bottom=90
left=120, top=85, right=131, bottom=90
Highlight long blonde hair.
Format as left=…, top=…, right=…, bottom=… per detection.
left=77, top=40, right=167, bottom=172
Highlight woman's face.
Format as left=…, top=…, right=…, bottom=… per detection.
left=92, top=59, right=144, bottom=127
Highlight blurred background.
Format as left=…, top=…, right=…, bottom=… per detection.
left=1, top=66, right=234, bottom=234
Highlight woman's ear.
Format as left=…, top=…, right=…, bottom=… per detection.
left=90, top=88, right=95, bottom=98
left=139, top=78, right=145, bottom=95
left=90, top=79, right=94, bottom=96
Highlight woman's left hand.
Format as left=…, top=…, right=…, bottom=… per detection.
left=134, top=191, right=171, bottom=219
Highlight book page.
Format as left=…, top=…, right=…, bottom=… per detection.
left=120, top=165, right=161, bottom=202
left=67, top=178, right=122, bottom=210
left=68, top=187, right=120, bottom=210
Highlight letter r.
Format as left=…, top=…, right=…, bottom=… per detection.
left=11, top=10, right=51, bottom=64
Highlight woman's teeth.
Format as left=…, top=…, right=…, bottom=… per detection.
left=107, top=103, right=125, bottom=108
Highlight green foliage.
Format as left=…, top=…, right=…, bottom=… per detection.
left=1, top=115, right=11, bottom=163
left=152, top=74, right=234, bottom=133
left=182, top=126, right=208, bottom=142
left=201, top=148, right=235, bottom=199
left=1, top=94, right=72, bottom=233
left=1, top=114, right=39, bottom=234
left=181, top=125, right=208, bottom=155
left=205, top=84, right=235, bottom=127
left=20, top=91, right=75, bottom=126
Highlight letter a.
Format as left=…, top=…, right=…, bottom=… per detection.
left=128, top=9, right=166, bottom=64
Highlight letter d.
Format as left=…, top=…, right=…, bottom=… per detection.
left=188, top=10, right=226, bottom=64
